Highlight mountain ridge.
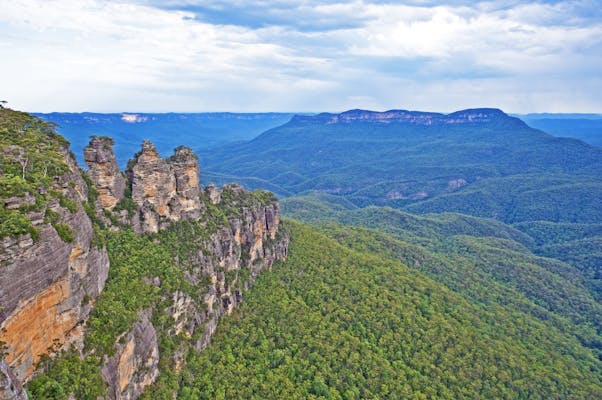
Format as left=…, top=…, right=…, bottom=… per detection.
left=202, top=107, right=602, bottom=219
left=288, top=107, right=525, bottom=127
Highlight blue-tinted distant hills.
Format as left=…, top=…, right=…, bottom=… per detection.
left=34, top=111, right=602, bottom=171
left=34, top=112, right=295, bottom=168
left=201, top=108, right=602, bottom=223
left=515, top=113, right=602, bottom=147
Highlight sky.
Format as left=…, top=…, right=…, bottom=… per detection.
left=1, top=0, right=601, bottom=113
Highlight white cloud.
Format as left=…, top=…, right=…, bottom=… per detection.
left=0, top=0, right=601, bottom=112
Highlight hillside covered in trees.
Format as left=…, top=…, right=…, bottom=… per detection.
left=201, top=109, right=602, bottom=225
left=180, top=221, right=602, bottom=399
left=1, top=108, right=601, bottom=399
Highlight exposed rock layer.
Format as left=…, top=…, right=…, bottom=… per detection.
left=102, top=311, right=159, bottom=400
left=194, top=189, right=286, bottom=351
left=291, top=108, right=526, bottom=127
left=126, top=141, right=203, bottom=233
left=0, top=360, right=27, bottom=400
left=0, top=151, right=109, bottom=385
left=84, top=136, right=126, bottom=210
left=0, top=137, right=288, bottom=400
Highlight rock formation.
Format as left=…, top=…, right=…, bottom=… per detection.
left=0, top=149, right=109, bottom=385
left=0, top=360, right=27, bottom=400
left=205, top=184, right=222, bottom=205
left=84, top=136, right=126, bottom=210
left=169, top=146, right=202, bottom=220
left=290, top=107, right=527, bottom=128
left=102, top=311, right=159, bottom=400
left=126, top=141, right=203, bottom=233
left=185, top=186, right=286, bottom=352
left=0, top=127, right=288, bottom=400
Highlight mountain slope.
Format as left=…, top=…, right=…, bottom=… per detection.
left=4, top=108, right=601, bottom=399
left=517, top=114, right=602, bottom=147
left=202, top=108, right=602, bottom=224
left=282, top=200, right=601, bottom=341
left=181, top=222, right=602, bottom=399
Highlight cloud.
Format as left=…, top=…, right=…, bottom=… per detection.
left=0, top=0, right=601, bottom=112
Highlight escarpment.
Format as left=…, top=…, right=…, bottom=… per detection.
left=180, top=184, right=287, bottom=353
left=1, top=113, right=288, bottom=400
left=101, top=310, right=159, bottom=400
left=0, top=110, right=110, bottom=392
left=90, top=140, right=288, bottom=399
left=98, top=193, right=287, bottom=399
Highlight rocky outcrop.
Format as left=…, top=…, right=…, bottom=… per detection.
left=0, top=110, right=289, bottom=400
left=0, top=126, right=288, bottom=399
left=0, top=359, right=27, bottom=400
left=169, top=146, right=202, bottom=221
left=127, top=140, right=176, bottom=231
left=0, top=150, right=109, bottom=385
left=101, top=310, right=159, bottom=400
left=94, top=185, right=289, bottom=397
left=77, top=139, right=288, bottom=398
left=171, top=186, right=288, bottom=354
left=84, top=136, right=126, bottom=210
left=205, top=184, right=222, bottom=205
left=127, top=141, right=203, bottom=233
left=448, top=178, right=468, bottom=190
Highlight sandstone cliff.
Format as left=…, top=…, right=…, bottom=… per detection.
left=124, top=141, right=202, bottom=233
left=0, top=121, right=110, bottom=392
left=1, top=113, right=288, bottom=400
left=83, top=136, right=125, bottom=211
left=97, top=179, right=288, bottom=400
left=101, top=310, right=159, bottom=400
left=175, top=185, right=287, bottom=352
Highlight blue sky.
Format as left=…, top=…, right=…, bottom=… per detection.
left=1, top=0, right=601, bottom=112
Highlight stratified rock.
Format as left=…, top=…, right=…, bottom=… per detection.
left=130, top=200, right=161, bottom=234
left=168, top=146, right=202, bottom=220
left=0, top=150, right=109, bottom=383
left=84, top=136, right=125, bottom=210
left=0, top=114, right=289, bottom=400
left=291, top=107, right=524, bottom=127
left=102, top=310, right=159, bottom=400
left=126, top=141, right=203, bottom=233
left=205, top=184, right=222, bottom=205
left=127, top=140, right=176, bottom=232
left=183, top=187, right=288, bottom=353
left=0, top=359, right=27, bottom=400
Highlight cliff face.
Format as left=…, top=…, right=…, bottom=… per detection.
left=76, top=138, right=287, bottom=399
left=84, top=136, right=126, bottom=210
left=1, top=114, right=288, bottom=400
left=179, top=185, right=287, bottom=352
left=290, top=108, right=526, bottom=127
left=169, top=146, right=202, bottom=221
left=0, top=360, right=27, bottom=400
left=124, top=141, right=202, bottom=233
left=0, top=147, right=109, bottom=384
left=99, top=183, right=288, bottom=400
left=101, top=310, right=159, bottom=400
